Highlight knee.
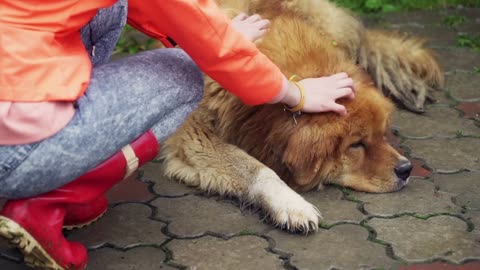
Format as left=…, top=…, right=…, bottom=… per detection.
left=164, top=49, right=204, bottom=104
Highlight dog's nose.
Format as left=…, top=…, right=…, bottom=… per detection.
left=394, top=159, right=413, bottom=181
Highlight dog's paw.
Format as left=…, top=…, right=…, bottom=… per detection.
left=268, top=192, right=321, bottom=232
left=249, top=168, right=322, bottom=232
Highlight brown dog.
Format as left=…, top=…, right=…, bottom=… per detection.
left=160, top=0, right=444, bottom=231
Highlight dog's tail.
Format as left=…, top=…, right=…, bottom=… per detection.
left=358, top=30, right=445, bottom=113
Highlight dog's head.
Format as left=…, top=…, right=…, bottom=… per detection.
left=267, top=72, right=411, bottom=194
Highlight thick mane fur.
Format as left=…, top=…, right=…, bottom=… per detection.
left=196, top=12, right=393, bottom=189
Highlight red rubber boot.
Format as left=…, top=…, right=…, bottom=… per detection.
left=62, top=130, right=159, bottom=230
left=0, top=131, right=158, bottom=270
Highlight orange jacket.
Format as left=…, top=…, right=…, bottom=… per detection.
left=0, top=0, right=283, bottom=105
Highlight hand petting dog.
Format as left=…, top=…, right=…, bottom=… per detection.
left=232, top=13, right=355, bottom=116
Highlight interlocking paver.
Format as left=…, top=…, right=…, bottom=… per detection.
left=0, top=241, right=27, bottom=270
left=68, top=203, right=167, bottom=248
left=450, top=6, right=480, bottom=18
left=379, top=10, right=446, bottom=26
left=106, top=174, right=155, bottom=204
left=167, top=236, right=283, bottom=270
left=391, top=106, right=479, bottom=138
left=303, top=187, right=364, bottom=225
left=268, top=224, right=397, bottom=270
left=455, top=102, right=480, bottom=119
left=387, top=24, right=458, bottom=48
left=0, top=258, right=29, bottom=270
left=467, top=210, right=480, bottom=231
left=434, top=171, right=480, bottom=210
left=403, top=138, right=480, bottom=172
left=354, top=178, right=458, bottom=216
left=436, top=48, right=480, bottom=72
left=141, top=162, right=197, bottom=197
left=445, top=72, right=480, bottom=102
left=368, top=215, right=480, bottom=263
left=151, top=195, right=270, bottom=237
left=429, top=89, right=454, bottom=106
left=87, top=247, right=175, bottom=270
left=399, top=261, right=480, bottom=270
left=409, top=158, right=432, bottom=178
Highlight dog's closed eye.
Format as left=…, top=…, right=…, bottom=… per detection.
left=350, top=141, right=365, bottom=149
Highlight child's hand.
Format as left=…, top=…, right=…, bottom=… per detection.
left=231, top=13, right=270, bottom=43
left=279, top=73, right=355, bottom=116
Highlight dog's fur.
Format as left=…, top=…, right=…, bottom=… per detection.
left=160, top=0, right=444, bottom=231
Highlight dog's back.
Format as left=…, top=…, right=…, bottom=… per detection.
left=216, top=0, right=444, bottom=112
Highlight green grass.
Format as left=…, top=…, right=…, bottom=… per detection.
left=332, top=0, right=480, bottom=13
left=443, top=14, right=468, bottom=27
left=456, top=33, right=480, bottom=52
left=114, top=25, right=156, bottom=55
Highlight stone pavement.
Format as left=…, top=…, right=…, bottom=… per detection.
left=1, top=7, right=480, bottom=270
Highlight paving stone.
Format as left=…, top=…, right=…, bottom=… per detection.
left=303, top=187, right=364, bottom=225
left=268, top=224, right=397, bottom=270
left=443, top=8, right=480, bottom=35
left=379, top=10, right=446, bottom=26
left=391, top=106, right=479, bottom=138
left=152, top=195, right=270, bottom=237
left=434, top=171, right=480, bottom=210
left=140, top=162, right=197, bottom=197
left=106, top=174, right=155, bottom=204
left=403, top=138, right=480, bottom=172
left=68, top=203, right=167, bottom=248
left=354, top=178, right=458, bottom=216
left=0, top=257, right=29, bottom=270
left=0, top=241, right=27, bottom=270
left=455, top=102, right=480, bottom=119
left=385, top=24, right=458, bottom=48
left=445, top=72, right=480, bottom=102
left=167, top=236, right=283, bottom=270
left=444, top=9, right=480, bottom=48
left=368, top=215, right=480, bottom=263
left=399, top=261, right=480, bottom=270
left=410, top=158, right=433, bottom=178
left=87, top=247, right=174, bottom=270
left=456, top=21, right=480, bottom=35
left=436, top=48, right=480, bottom=72
left=374, top=12, right=472, bottom=49
left=446, top=8, right=480, bottom=23
left=467, top=210, right=480, bottom=231
left=428, top=89, right=454, bottom=106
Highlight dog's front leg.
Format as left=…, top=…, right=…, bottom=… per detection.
left=161, top=124, right=320, bottom=232
left=248, top=167, right=321, bottom=232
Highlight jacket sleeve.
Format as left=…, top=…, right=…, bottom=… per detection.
left=127, top=0, right=284, bottom=105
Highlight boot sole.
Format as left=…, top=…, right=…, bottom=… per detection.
left=0, top=216, right=71, bottom=270
left=63, top=209, right=107, bottom=231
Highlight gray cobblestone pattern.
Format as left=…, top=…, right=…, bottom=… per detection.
left=1, top=7, right=480, bottom=270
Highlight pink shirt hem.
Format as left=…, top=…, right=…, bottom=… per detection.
left=0, top=102, right=75, bottom=145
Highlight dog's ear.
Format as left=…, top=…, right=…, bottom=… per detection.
left=282, top=125, right=340, bottom=188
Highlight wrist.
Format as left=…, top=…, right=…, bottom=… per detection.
left=268, top=76, right=301, bottom=107
left=282, top=81, right=302, bottom=108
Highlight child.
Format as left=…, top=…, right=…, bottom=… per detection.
left=0, top=0, right=354, bottom=269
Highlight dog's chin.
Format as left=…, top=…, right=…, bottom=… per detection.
left=390, top=176, right=410, bottom=192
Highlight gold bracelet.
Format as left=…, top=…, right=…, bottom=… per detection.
left=284, top=81, right=305, bottom=113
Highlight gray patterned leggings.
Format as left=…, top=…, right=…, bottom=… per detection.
left=0, top=0, right=203, bottom=198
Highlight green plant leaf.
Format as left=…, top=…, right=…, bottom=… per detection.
left=365, top=0, right=383, bottom=10
left=382, top=4, right=400, bottom=12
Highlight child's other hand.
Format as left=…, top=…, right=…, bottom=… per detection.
left=231, top=13, right=270, bottom=43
